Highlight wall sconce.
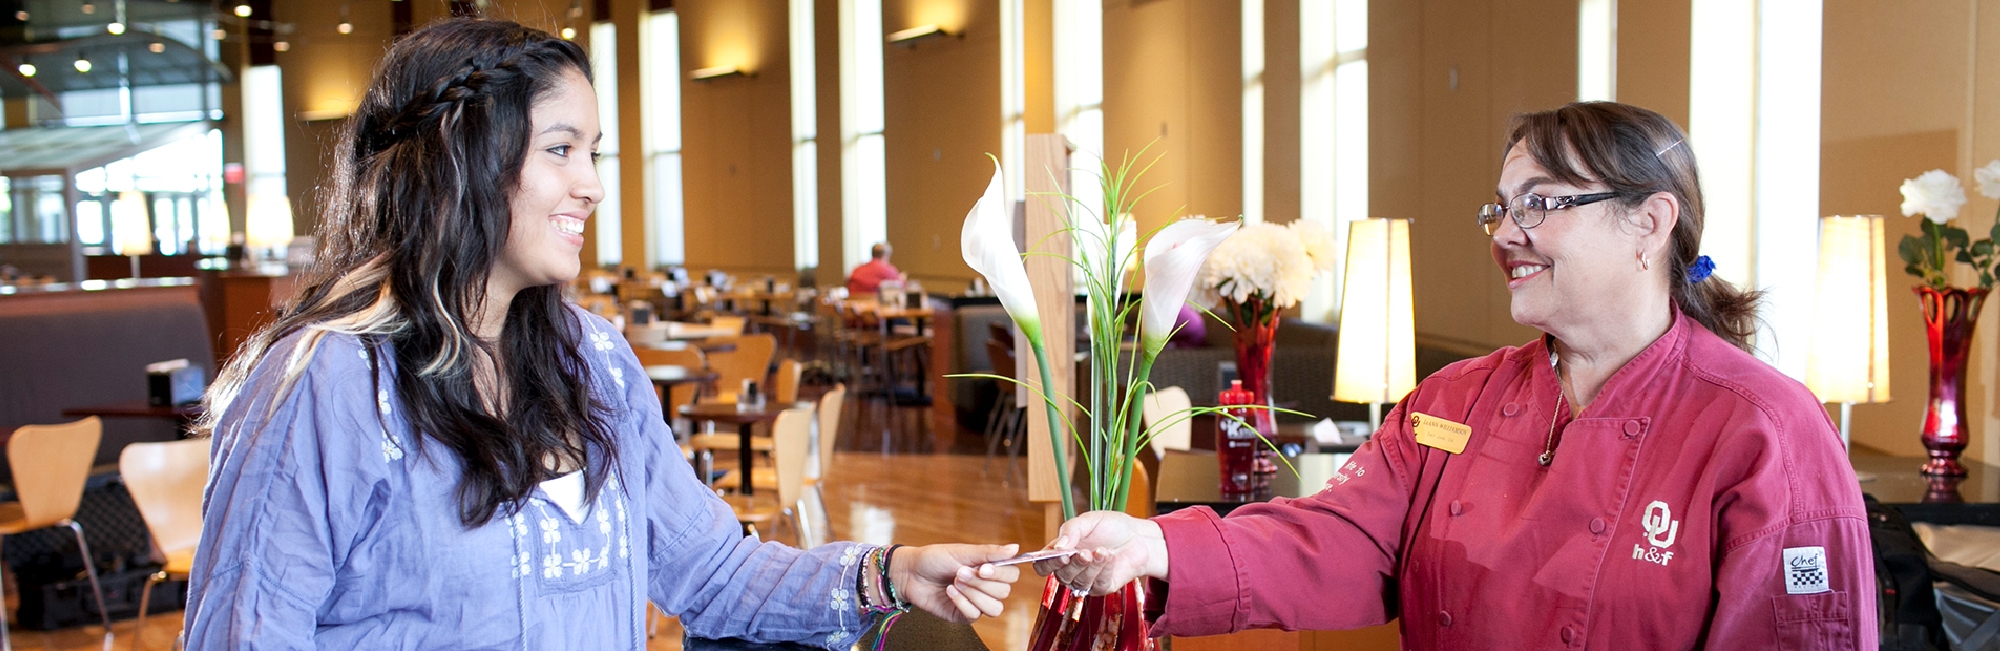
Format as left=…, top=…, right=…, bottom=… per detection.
left=689, top=66, right=750, bottom=81
left=886, top=24, right=956, bottom=46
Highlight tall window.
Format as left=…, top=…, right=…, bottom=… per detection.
left=790, top=0, right=819, bottom=271
left=1577, top=0, right=1616, bottom=101
left=1691, top=0, right=1822, bottom=376
left=1053, top=0, right=1103, bottom=223
left=1300, top=0, right=1368, bottom=323
left=644, top=10, right=685, bottom=266
left=839, top=0, right=887, bottom=272
left=589, top=21, right=623, bottom=266
left=1241, top=0, right=1263, bottom=223
left=1001, top=0, right=1024, bottom=205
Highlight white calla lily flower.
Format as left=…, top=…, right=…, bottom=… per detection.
left=1140, top=218, right=1239, bottom=354
left=961, top=161, right=1044, bottom=341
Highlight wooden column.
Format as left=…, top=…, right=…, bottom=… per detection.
left=1021, top=133, right=1074, bottom=537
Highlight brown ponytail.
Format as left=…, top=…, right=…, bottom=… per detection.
left=1505, top=101, right=1764, bottom=352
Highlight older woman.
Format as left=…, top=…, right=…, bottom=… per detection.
left=1036, top=102, right=1873, bottom=649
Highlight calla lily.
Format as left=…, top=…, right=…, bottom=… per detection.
left=1140, top=217, right=1239, bottom=355
left=961, top=160, right=1043, bottom=341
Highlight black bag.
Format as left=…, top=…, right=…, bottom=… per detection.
left=1870, top=494, right=1950, bottom=651
left=14, top=566, right=186, bottom=630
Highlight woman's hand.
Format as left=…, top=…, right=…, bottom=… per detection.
left=1033, top=511, right=1169, bottom=596
left=889, top=544, right=1021, bottom=623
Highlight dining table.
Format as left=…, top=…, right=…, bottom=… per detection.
left=679, top=401, right=806, bottom=496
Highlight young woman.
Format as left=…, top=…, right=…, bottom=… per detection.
left=186, top=19, right=1017, bottom=649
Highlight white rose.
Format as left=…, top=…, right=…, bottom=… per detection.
left=1975, top=160, right=2000, bottom=200
left=1900, top=169, right=1967, bottom=224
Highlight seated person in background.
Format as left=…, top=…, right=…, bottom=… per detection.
left=848, top=242, right=905, bottom=296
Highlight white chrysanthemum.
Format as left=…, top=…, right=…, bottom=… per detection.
left=1900, top=169, right=1968, bottom=224
left=1975, top=160, right=2000, bottom=200
left=1288, top=220, right=1338, bottom=274
left=1198, top=222, right=1317, bottom=309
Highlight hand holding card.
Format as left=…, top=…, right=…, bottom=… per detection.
left=987, top=549, right=1081, bottom=567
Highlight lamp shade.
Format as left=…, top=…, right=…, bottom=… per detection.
left=1804, top=214, right=1890, bottom=404
left=246, top=194, right=295, bottom=253
left=110, top=191, right=152, bottom=256
left=1333, top=218, right=1416, bottom=405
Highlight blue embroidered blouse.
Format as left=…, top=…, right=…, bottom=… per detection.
left=183, top=310, right=875, bottom=650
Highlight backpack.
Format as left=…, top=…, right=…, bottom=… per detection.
left=1869, top=494, right=1949, bottom=651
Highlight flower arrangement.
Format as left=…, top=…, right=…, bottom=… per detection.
left=1197, top=220, right=1338, bottom=321
left=1898, top=161, right=2000, bottom=289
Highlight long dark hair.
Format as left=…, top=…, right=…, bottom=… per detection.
left=1506, top=102, right=1764, bottom=352
left=200, top=19, right=617, bottom=527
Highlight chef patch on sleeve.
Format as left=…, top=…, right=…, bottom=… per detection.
left=1783, top=546, right=1830, bottom=594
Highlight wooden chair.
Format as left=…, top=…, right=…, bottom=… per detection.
left=721, top=406, right=815, bottom=546
left=719, top=383, right=844, bottom=497
left=982, top=338, right=1026, bottom=472
left=0, top=417, right=113, bottom=651
left=773, top=358, right=803, bottom=404
left=635, top=346, right=709, bottom=433
left=121, top=438, right=209, bottom=651
left=689, top=334, right=779, bottom=455
left=708, top=315, right=748, bottom=336
left=1142, top=386, right=1194, bottom=459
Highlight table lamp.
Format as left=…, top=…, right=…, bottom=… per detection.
left=111, top=191, right=152, bottom=278
left=1804, top=214, right=1890, bottom=449
left=246, top=194, right=295, bottom=263
left=1333, top=217, right=1416, bottom=431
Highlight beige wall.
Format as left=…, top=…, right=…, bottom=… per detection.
left=1101, top=0, right=1243, bottom=237
left=880, top=0, right=1002, bottom=291
left=1821, top=0, right=2000, bottom=462
left=678, top=0, right=798, bottom=277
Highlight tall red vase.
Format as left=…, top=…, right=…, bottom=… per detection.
left=1916, top=286, right=1988, bottom=477
left=1025, top=575, right=1156, bottom=651
left=1232, top=314, right=1281, bottom=489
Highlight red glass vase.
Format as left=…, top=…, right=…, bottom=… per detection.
left=1916, top=286, right=1988, bottom=477
left=1025, top=575, right=1156, bottom=651
left=1232, top=313, right=1280, bottom=488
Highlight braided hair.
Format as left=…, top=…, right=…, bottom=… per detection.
left=201, top=19, right=617, bottom=527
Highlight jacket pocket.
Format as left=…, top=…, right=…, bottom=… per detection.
left=1773, top=591, right=1854, bottom=651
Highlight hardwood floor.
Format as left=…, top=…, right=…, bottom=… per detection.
left=17, top=398, right=1048, bottom=651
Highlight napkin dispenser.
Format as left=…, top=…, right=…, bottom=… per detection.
left=146, top=359, right=206, bottom=406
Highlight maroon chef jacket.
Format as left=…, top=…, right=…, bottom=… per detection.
left=1152, top=312, right=1875, bottom=650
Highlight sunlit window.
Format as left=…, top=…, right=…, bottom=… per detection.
left=1300, top=0, right=1368, bottom=323
left=645, top=10, right=686, bottom=267
left=791, top=0, right=819, bottom=271
left=840, top=0, right=887, bottom=272
left=1053, top=0, right=1102, bottom=224
left=589, top=21, right=623, bottom=267
left=1578, top=0, right=1616, bottom=101
left=1242, top=0, right=1263, bottom=223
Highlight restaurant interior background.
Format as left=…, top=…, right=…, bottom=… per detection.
left=0, top=0, right=1998, bottom=647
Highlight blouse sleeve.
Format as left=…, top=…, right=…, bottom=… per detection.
left=588, top=318, right=877, bottom=650
left=182, top=334, right=389, bottom=650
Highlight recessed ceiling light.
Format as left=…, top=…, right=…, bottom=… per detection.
left=337, top=21, right=352, bottom=34
left=148, top=41, right=166, bottom=53
left=106, top=21, right=124, bottom=35
left=560, top=27, right=576, bottom=40
left=74, top=55, right=92, bottom=73
left=18, top=63, right=36, bottom=77
left=233, top=4, right=251, bottom=18
left=273, top=41, right=289, bottom=51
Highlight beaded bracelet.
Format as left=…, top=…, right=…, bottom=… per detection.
left=855, top=545, right=912, bottom=651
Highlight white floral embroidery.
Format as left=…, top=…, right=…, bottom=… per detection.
left=589, top=330, right=614, bottom=352
left=379, top=428, right=404, bottom=462
left=508, top=514, right=532, bottom=578
left=608, top=365, right=625, bottom=389
left=540, top=514, right=562, bottom=545
left=826, top=544, right=867, bottom=647
left=597, top=502, right=612, bottom=535
left=357, top=348, right=369, bottom=361
left=377, top=390, right=392, bottom=416
left=542, top=552, right=564, bottom=578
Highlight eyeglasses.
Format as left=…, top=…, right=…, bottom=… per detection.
left=1477, top=192, right=1621, bottom=235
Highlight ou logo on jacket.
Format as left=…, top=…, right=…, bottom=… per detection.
left=1642, top=500, right=1680, bottom=548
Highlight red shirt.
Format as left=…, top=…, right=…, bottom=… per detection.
left=1152, top=313, right=1875, bottom=650
left=847, top=259, right=902, bottom=296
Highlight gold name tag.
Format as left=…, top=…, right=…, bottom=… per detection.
left=1411, top=412, right=1471, bottom=454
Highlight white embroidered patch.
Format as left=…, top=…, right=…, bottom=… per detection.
left=1784, top=546, right=1830, bottom=594
left=379, top=429, right=404, bottom=462
left=589, top=330, right=614, bottom=352
left=377, top=390, right=392, bottom=415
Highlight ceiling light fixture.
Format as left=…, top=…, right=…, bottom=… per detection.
left=886, top=24, right=955, bottom=46
left=689, top=66, right=750, bottom=81
left=337, top=21, right=352, bottom=34
left=559, top=26, right=575, bottom=40
left=81, top=2, right=96, bottom=15
left=148, top=40, right=165, bottom=53
left=13, top=10, right=26, bottom=20
left=273, top=40, right=288, bottom=51
left=17, top=63, right=35, bottom=77
left=74, top=54, right=92, bottom=73
left=211, top=27, right=226, bottom=40
left=106, top=21, right=124, bottom=34
left=233, top=4, right=251, bottom=17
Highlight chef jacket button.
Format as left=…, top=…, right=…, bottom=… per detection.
left=1589, top=518, right=1606, bottom=534
left=1623, top=420, right=1642, bottom=437
left=1438, top=611, right=1452, bottom=627
left=1448, top=500, right=1463, bottom=516
left=1502, top=402, right=1521, bottom=416
left=1562, top=626, right=1577, bottom=644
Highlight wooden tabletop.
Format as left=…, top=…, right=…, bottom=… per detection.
left=641, top=340, right=738, bottom=354
left=61, top=400, right=204, bottom=420
left=678, top=401, right=806, bottom=424
left=644, top=365, right=718, bottom=386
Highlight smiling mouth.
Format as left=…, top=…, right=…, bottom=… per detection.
left=1509, top=264, right=1547, bottom=279
left=551, top=215, right=585, bottom=236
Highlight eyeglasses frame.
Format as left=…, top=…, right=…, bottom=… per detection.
left=1478, top=191, right=1622, bottom=235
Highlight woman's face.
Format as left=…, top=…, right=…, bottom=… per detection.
left=1489, top=143, right=1640, bottom=334
left=491, top=68, right=603, bottom=298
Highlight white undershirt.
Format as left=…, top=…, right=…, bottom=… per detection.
left=540, top=471, right=587, bottom=524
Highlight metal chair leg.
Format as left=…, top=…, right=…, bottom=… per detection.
left=66, top=521, right=115, bottom=651
left=133, top=571, right=165, bottom=651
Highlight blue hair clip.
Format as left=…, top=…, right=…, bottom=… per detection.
left=1688, top=255, right=1715, bottom=283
